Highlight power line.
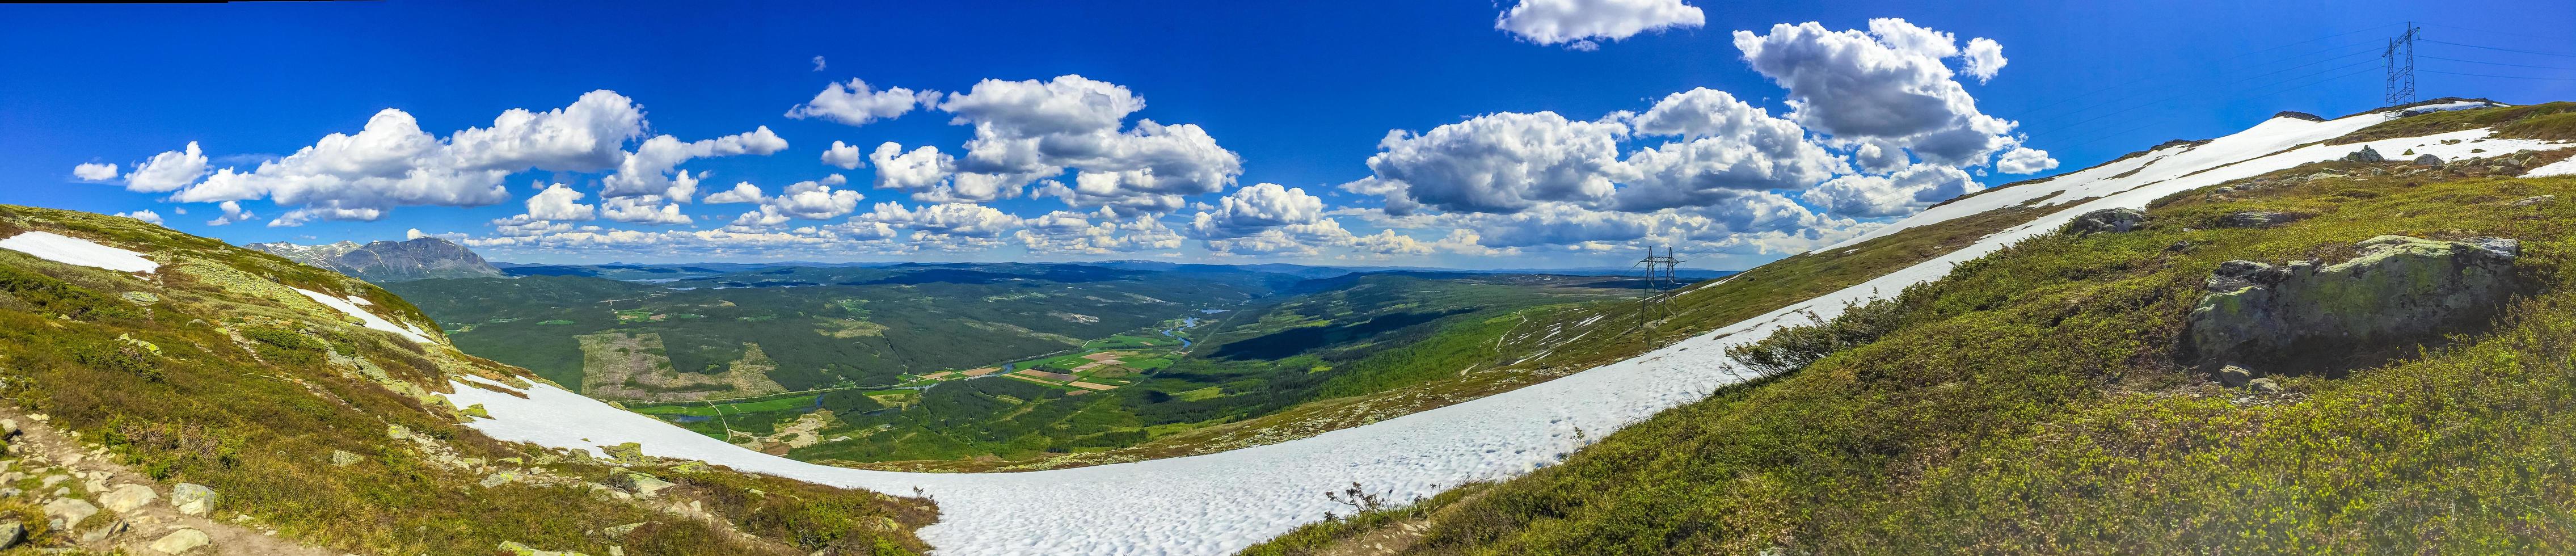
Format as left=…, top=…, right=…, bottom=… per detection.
left=2421, top=22, right=2576, bottom=43
left=2418, top=54, right=2576, bottom=71
left=2421, top=69, right=2576, bottom=81
left=2013, top=25, right=2398, bottom=116
left=2422, top=39, right=2576, bottom=59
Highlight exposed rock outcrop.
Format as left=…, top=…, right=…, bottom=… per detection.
left=2065, top=208, right=2147, bottom=235
left=2189, top=235, right=2520, bottom=374
left=2342, top=146, right=2386, bottom=162
left=2414, top=154, right=2445, bottom=165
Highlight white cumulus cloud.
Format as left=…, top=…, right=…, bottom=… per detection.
left=785, top=79, right=934, bottom=127
left=72, top=162, right=119, bottom=182
left=1496, top=0, right=1705, bottom=49
left=821, top=140, right=864, bottom=170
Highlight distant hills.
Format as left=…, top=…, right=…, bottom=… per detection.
left=244, top=237, right=504, bottom=282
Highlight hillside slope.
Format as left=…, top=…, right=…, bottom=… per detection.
left=0, top=206, right=934, bottom=555
left=1242, top=102, right=2576, bottom=554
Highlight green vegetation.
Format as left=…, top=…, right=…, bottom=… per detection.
left=1244, top=142, right=2576, bottom=554
left=386, top=264, right=1297, bottom=393
left=0, top=204, right=935, bottom=555
left=2333, top=99, right=2576, bottom=144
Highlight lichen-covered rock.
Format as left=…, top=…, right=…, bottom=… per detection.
left=2342, top=146, right=2385, bottom=162
left=615, top=471, right=675, bottom=498
left=148, top=528, right=210, bottom=554
left=328, top=449, right=362, bottom=466
left=170, top=483, right=217, bottom=516
left=2190, top=235, right=2520, bottom=370
left=98, top=483, right=155, bottom=512
left=2248, top=377, right=2285, bottom=394
left=2215, top=364, right=2255, bottom=386
left=2218, top=212, right=2300, bottom=229
left=2065, top=208, right=2147, bottom=235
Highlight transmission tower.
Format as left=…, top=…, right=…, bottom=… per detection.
left=1634, top=247, right=1684, bottom=347
left=2384, top=22, right=2419, bottom=104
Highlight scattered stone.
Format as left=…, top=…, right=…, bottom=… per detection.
left=38, top=475, right=68, bottom=488
left=2341, top=146, right=2386, bottom=162
left=2248, top=377, right=2285, bottom=394
left=2513, top=195, right=2557, bottom=208
left=147, top=528, right=210, bottom=554
left=99, top=483, right=157, bottom=512
left=604, top=443, right=650, bottom=466
left=2065, top=208, right=2148, bottom=235
left=499, top=540, right=593, bottom=556
left=41, top=498, right=96, bottom=528
left=0, top=520, right=19, bottom=550
left=77, top=517, right=126, bottom=542
left=2190, top=235, right=2520, bottom=369
left=2215, top=364, right=2255, bottom=387
left=480, top=470, right=520, bottom=488
left=171, top=483, right=218, bottom=516
left=328, top=449, right=362, bottom=467
left=1, top=419, right=19, bottom=438
left=2217, top=212, right=2300, bottom=228
left=387, top=424, right=413, bottom=441
left=2414, top=154, right=2444, bottom=165
left=615, top=471, right=675, bottom=498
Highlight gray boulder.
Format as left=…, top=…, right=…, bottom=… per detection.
left=2065, top=208, right=2148, bottom=235
left=41, top=498, right=96, bottom=528
left=2342, top=146, right=2386, bottom=162
left=2414, top=154, right=2444, bottom=165
left=2190, top=235, right=2520, bottom=370
left=0, top=520, right=19, bottom=550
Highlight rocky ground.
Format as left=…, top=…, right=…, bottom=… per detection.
left=0, top=407, right=336, bottom=555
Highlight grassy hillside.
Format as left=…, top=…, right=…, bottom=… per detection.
left=0, top=205, right=935, bottom=555
left=1243, top=142, right=2576, bottom=553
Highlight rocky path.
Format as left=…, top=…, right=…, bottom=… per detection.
left=0, top=407, right=339, bottom=555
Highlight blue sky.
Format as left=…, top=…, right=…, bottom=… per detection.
left=4, top=1, right=2570, bottom=269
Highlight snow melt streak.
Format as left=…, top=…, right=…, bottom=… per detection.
left=291, top=288, right=436, bottom=344
left=446, top=112, right=2569, bottom=555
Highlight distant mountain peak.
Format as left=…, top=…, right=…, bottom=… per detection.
left=245, top=236, right=501, bottom=282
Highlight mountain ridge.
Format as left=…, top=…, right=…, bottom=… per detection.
left=244, top=237, right=503, bottom=282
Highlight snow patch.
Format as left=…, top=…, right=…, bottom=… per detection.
left=0, top=231, right=158, bottom=273
left=290, top=288, right=436, bottom=344
left=2527, top=157, right=2576, bottom=178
